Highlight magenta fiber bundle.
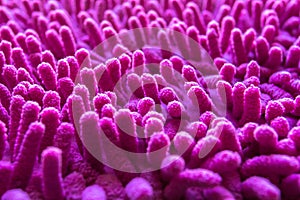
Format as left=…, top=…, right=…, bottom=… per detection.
left=0, top=0, right=300, bottom=199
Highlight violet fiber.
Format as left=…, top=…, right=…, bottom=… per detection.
left=0, top=121, right=6, bottom=161
left=0, top=0, right=299, bottom=199
left=9, top=122, right=44, bottom=190
left=41, top=147, right=64, bottom=200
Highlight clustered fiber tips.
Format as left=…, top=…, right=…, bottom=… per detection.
left=0, top=0, right=300, bottom=200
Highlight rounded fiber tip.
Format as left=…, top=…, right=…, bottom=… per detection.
left=82, top=185, right=107, bottom=200
left=242, top=176, right=280, bottom=200
left=125, top=177, right=153, bottom=200
left=1, top=189, right=30, bottom=200
left=161, top=155, right=185, bottom=181
left=167, top=101, right=184, bottom=118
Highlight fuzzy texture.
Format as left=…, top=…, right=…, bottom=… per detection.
left=1, top=189, right=30, bottom=200
left=79, top=111, right=103, bottom=170
left=254, top=125, right=278, bottom=154
left=0, top=161, right=12, bottom=197
left=82, top=185, right=107, bottom=200
left=164, top=168, right=222, bottom=200
left=0, top=121, right=6, bottom=161
left=242, top=176, right=280, bottom=200
left=0, top=0, right=300, bottom=199
left=125, top=177, right=153, bottom=200
left=10, top=122, right=44, bottom=189
left=42, top=147, right=64, bottom=200
left=13, top=101, right=40, bottom=160
left=242, top=154, right=299, bottom=177
left=281, top=174, right=300, bottom=200
left=161, top=155, right=185, bottom=182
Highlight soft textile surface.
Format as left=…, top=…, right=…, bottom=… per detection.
left=0, top=0, right=300, bottom=199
